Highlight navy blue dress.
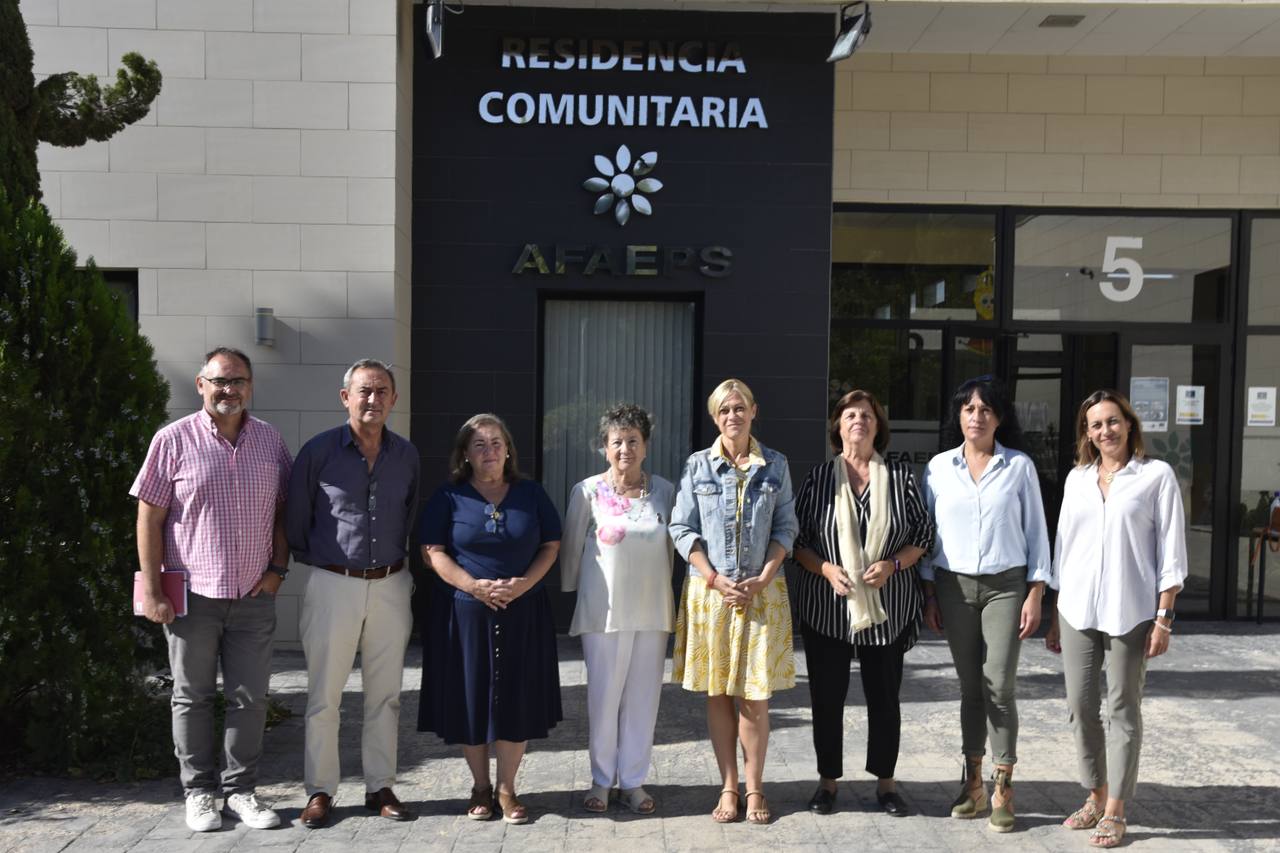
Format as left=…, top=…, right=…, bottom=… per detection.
left=417, top=479, right=564, bottom=745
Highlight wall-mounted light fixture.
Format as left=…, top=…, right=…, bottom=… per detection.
left=425, top=0, right=443, bottom=58
left=255, top=307, right=275, bottom=347
left=827, top=3, right=872, bottom=63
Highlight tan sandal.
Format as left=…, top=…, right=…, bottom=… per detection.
left=583, top=784, right=610, bottom=813
left=745, top=790, right=771, bottom=825
left=496, top=789, right=528, bottom=825
left=1090, top=815, right=1127, bottom=848
left=1064, top=798, right=1103, bottom=830
left=712, top=789, right=739, bottom=823
left=620, top=786, right=655, bottom=815
left=467, top=784, right=495, bottom=821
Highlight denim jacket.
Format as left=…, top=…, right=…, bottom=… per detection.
left=669, top=439, right=798, bottom=581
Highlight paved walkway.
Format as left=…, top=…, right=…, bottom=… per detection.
left=2, top=622, right=1278, bottom=852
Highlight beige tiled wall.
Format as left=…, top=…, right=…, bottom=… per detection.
left=834, top=53, right=1280, bottom=208
left=26, top=0, right=410, bottom=648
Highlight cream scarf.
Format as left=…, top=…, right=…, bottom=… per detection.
left=834, top=452, right=890, bottom=633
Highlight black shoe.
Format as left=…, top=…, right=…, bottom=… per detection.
left=808, top=785, right=837, bottom=814
left=877, top=790, right=910, bottom=817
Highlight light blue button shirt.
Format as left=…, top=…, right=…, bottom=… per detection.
left=919, top=442, right=1051, bottom=584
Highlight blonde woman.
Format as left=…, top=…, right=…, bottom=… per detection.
left=669, top=378, right=798, bottom=825
left=1046, top=390, right=1186, bottom=849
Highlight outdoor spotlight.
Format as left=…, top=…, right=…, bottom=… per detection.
left=255, top=307, right=275, bottom=347
left=425, top=0, right=444, bottom=59
left=827, top=2, right=872, bottom=63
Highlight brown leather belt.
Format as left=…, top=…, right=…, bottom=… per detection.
left=320, top=559, right=404, bottom=580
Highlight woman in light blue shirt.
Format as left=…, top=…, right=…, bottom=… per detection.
left=921, top=377, right=1050, bottom=834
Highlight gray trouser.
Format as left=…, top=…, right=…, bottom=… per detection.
left=935, top=567, right=1026, bottom=766
left=1059, top=615, right=1149, bottom=801
left=164, top=591, right=276, bottom=797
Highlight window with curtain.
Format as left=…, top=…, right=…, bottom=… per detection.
left=541, top=299, right=696, bottom=518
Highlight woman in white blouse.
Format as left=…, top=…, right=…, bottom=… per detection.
left=560, top=403, right=675, bottom=816
left=921, top=377, right=1051, bottom=833
left=1046, top=390, right=1186, bottom=849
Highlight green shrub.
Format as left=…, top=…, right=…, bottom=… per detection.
left=0, top=188, right=172, bottom=777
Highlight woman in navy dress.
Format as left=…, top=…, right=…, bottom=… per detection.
left=418, top=413, right=563, bottom=825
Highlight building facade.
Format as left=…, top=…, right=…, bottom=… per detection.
left=24, top=0, right=1280, bottom=638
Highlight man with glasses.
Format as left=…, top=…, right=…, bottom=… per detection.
left=286, top=359, right=420, bottom=828
left=131, top=347, right=293, bottom=832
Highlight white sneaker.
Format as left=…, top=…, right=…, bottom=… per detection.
left=224, top=791, right=281, bottom=829
left=185, top=792, right=222, bottom=832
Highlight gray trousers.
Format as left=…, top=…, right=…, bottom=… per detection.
left=164, top=591, right=276, bottom=797
left=1060, top=616, right=1149, bottom=801
left=935, top=567, right=1027, bottom=766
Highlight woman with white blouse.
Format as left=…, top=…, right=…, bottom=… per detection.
left=1045, top=390, right=1186, bottom=849
left=921, top=377, right=1051, bottom=833
left=560, top=403, right=675, bottom=816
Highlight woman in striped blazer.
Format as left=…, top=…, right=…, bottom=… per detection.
left=792, top=390, right=935, bottom=817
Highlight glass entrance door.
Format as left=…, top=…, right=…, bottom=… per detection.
left=1119, top=338, right=1226, bottom=615
left=1007, top=334, right=1118, bottom=538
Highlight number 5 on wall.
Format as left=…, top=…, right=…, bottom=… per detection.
left=1100, top=236, right=1145, bottom=302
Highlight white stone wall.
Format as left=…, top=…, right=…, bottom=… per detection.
left=24, top=0, right=409, bottom=645
left=834, top=53, right=1280, bottom=207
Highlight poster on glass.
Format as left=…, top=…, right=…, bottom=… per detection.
left=1130, top=376, right=1169, bottom=433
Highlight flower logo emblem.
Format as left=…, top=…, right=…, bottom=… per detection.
left=582, top=144, right=663, bottom=226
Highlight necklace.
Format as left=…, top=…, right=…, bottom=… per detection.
left=1100, top=459, right=1129, bottom=484
left=608, top=469, right=649, bottom=498
left=600, top=470, right=651, bottom=524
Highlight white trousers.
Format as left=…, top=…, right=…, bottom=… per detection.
left=582, top=630, right=668, bottom=789
left=301, top=566, right=413, bottom=796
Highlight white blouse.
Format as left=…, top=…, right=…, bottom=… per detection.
left=1052, top=457, right=1188, bottom=636
left=560, top=473, right=676, bottom=636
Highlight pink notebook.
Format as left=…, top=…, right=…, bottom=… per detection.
left=133, top=569, right=189, bottom=617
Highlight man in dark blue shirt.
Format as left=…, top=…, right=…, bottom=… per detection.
left=286, top=359, right=420, bottom=828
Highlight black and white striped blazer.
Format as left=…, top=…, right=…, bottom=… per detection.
left=792, top=456, right=935, bottom=649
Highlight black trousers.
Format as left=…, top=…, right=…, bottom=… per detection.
left=801, top=621, right=909, bottom=781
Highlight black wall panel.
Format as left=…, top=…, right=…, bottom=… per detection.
left=412, top=4, right=834, bottom=515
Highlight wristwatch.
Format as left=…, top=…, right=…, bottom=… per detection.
left=1156, top=608, right=1175, bottom=621
left=266, top=564, right=289, bottom=579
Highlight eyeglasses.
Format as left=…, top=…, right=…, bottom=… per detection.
left=368, top=480, right=378, bottom=512
left=202, top=376, right=250, bottom=390
left=483, top=503, right=505, bottom=534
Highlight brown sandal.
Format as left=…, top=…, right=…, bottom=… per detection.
left=745, top=790, right=771, bottom=825
left=497, top=789, right=529, bottom=825
left=467, top=784, right=495, bottom=821
left=712, top=789, right=739, bottom=823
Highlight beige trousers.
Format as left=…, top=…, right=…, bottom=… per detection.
left=301, top=566, right=414, bottom=797
left=1059, top=615, right=1149, bottom=801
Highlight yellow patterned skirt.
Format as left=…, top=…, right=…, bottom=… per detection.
left=672, top=574, right=796, bottom=700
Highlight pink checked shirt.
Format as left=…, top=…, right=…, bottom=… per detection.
left=131, top=410, right=293, bottom=599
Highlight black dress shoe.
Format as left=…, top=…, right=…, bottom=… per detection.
left=877, top=790, right=910, bottom=817
left=302, top=792, right=332, bottom=828
left=808, top=785, right=837, bottom=814
left=365, top=787, right=414, bottom=821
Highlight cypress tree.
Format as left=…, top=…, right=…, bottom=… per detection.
left=0, top=0, right=168, bottom=775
